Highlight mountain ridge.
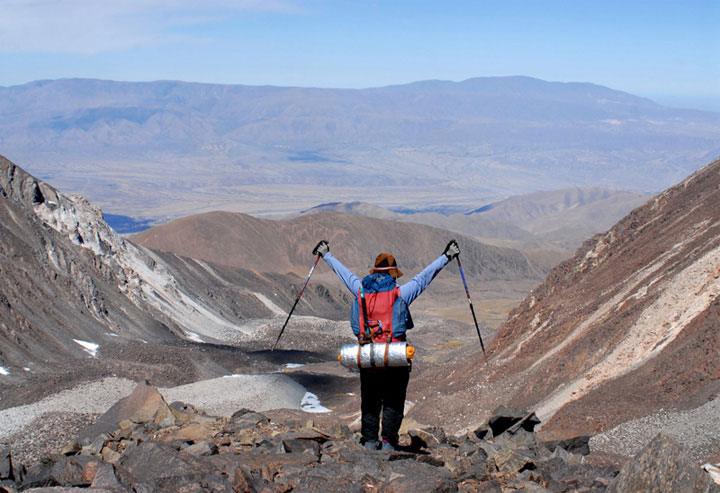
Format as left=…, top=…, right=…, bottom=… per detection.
left=2, top=76, right=718, bottom=219
left=131, top=209, right=545, bottom=285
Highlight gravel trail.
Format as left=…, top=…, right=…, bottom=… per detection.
left=0, top=377, right=137, bottom=440
left=590, top=396, right=720, bottom=463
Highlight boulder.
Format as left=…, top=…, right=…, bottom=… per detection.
left=470, top=478, right=503, bottom=492
left=19, top=456, right=102, bottom=490
left=453, top=447, right=490, bottom=481
left=380, top=459, right=457, bottom=492
left=290, top=473, right=367, bottom=493
left=162, top=420, right=217, bottom=442
left=0, top=446, right=11, bottom=480
left=60, top=442, right=81, bottom=456
left=474, top=406, right=540, bottom=441
left=19, top=458, right=56, bottom=490
left=487, top=448, right=535, bottom=474
left=489, top=406, right=541, bottom=436
left=607, top=433, right=718, bottom=493
left=540, top=435, right=591, bottom=456
left=702, top=463, right=720, bottom=486
left=89, top=463, right=123, bottom=489
left=50, top=456, right=103, bottom=487
left=77, top=381, right=174, bottom=442
left=408, top=427, right=447, bottom=449
left=115, top=441, right=222, bottom=491
left=494, top=428, right=537, bottom=450
left=224, top=409, right=270, bottom=434
left=184, top=441, right=218, bottom=457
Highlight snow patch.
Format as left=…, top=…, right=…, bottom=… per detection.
left=0, top=367, right=9, bottom=376
left=74, top=339, right=99, bottom=357
left=285, top=363, right=305, bottom=368
left=186, top=331, right=205, bottom=343
left=301, top=392, right=331, bottom=413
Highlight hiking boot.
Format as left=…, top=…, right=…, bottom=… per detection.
left=381, top=440, right=398, bottom=452
left=364, top=440, right=380, bottom=451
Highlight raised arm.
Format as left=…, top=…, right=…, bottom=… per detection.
left=322, top=252, right=361, bottom=296
left=399, top=240, right=460, bottom=305
left=399, top=254, right=448, bottom=304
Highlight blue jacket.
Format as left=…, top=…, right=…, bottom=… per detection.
left=323, top=252, right=449, bottom=338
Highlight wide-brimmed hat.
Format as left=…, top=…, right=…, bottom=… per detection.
left=370, top=252, right=403, bottom=278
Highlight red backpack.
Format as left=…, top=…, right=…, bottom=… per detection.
left=351, top=273, right=413, bottom=344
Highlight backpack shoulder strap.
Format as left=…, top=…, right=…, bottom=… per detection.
left=359, top=286, right=372, bottom=342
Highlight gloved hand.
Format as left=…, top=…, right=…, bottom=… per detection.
left=444, top=239, right=460, bottom=260
left=313, top=240, right=330, bottom=257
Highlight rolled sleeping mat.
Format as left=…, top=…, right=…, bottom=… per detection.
left=338, top=342, right=415, bottom=369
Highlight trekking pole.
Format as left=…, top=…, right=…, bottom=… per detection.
left=271, top=254, right=322, bottom=351
left=456, top=255, right=487, bottom=362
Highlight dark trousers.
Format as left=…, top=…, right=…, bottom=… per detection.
left=360, top=366, right=410, bottom=445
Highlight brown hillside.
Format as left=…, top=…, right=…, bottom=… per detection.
left=407, top=157, right=720, bottom=456
left=132, top=210, right=544, bottom=283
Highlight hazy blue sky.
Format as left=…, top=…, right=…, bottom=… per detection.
left=1, top=0, right=718, bottom=109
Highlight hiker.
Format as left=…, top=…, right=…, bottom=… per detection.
left=312, top=239, right=460, bottom=451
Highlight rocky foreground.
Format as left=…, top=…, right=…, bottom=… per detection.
left=1, top=382, right=718, bottom=492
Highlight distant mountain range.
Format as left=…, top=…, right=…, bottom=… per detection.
left=299, top=187, right=651, bottom=256
left=1, top=76, right=718, bottom=219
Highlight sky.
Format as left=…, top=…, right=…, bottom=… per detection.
left=0, top=0, right=719, bottom=110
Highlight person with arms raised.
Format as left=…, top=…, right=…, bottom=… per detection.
left=313, top=239, right=460, bottom=451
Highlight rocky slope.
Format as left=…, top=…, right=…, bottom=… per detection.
left=407, top=157, right=720, bottom=461
left=4, top=381, right=718, bottom=492
left=0, top=154, right=350, bottom=393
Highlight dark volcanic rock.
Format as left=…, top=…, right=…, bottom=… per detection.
left=0, top=446, right=11, bottom=480
left=116, top=441, right=223, bottom=491
left=77, top=381, right=174, bottom=443
left=381, top=459, right=458, bottom=492
left=541, top=435, right=591, bottom=456
left=607, top=433, right=718, bottom=493
left=5, top=383, right=623, bottom=492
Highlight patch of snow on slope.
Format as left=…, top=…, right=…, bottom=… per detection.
left=0, top=367, right=8, bottom=376
left=301, top=392, right=331, bottom=413
left=186, top=331, right=205, bottom=343
left=536, top=243, right=720, bottom=422
left=74, top=339, right=99, bottom=357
